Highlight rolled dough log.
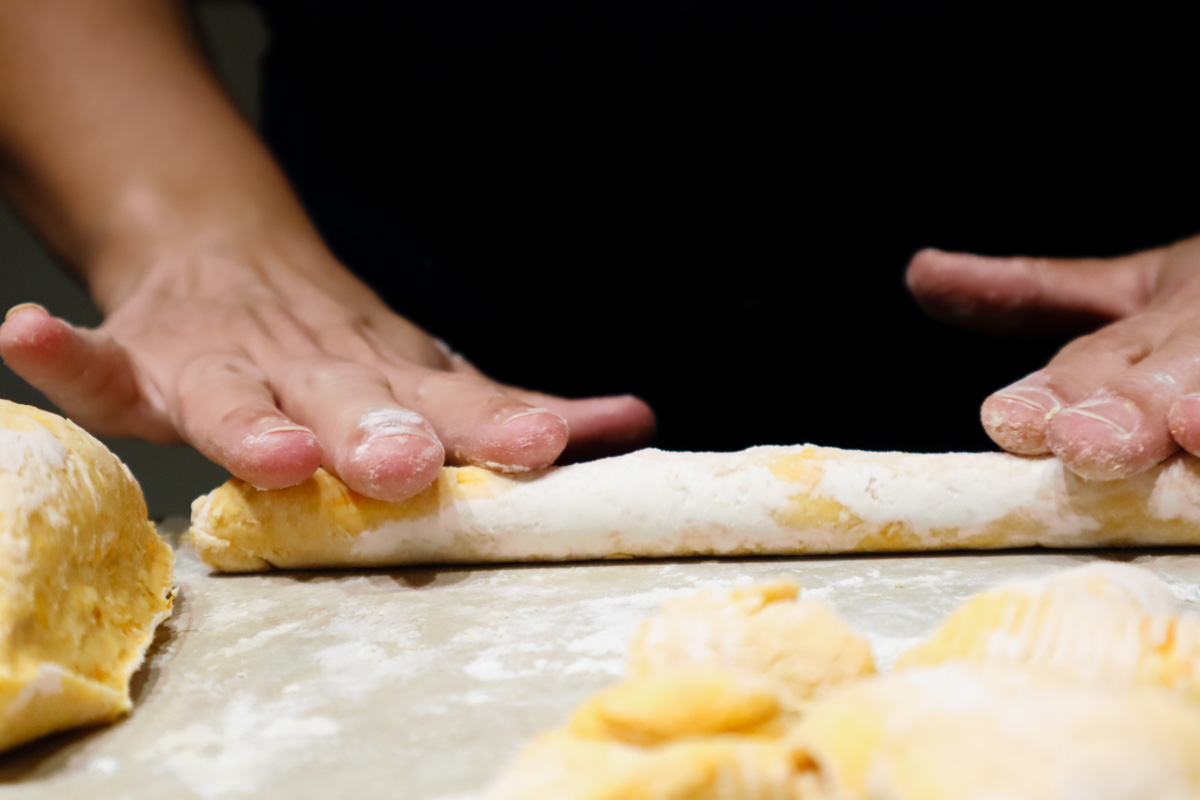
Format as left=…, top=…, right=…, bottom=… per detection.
left=191, top=445, right=1200, bottom=572
left=1, top=400, right=175, bottom=751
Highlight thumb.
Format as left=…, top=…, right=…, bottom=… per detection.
left=905, top=247, right=1163, bottom=335
left=0, top=303, right=178, bottom=442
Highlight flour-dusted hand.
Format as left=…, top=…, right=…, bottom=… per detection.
left=908, top=238, right=1200, bottom=479
left=0, top=0, right=653, bottom=501
left=0, top=252, right=655, bottom=500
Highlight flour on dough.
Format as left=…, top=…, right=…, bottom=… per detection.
left=191, top=447, right=1200, bottom=572
left=487, top=564, right=1200, bottom=799
left=1, top=400, right=175, bottom=752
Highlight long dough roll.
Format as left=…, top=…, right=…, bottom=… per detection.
left=189, top=445, right=1200, bottom=572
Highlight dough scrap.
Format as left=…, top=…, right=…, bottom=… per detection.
left=488, top=565, right=1200, bottom=799
left=627, top=582, right=875, bottom=711
left=190, top=446, right=1200, bottom=572
left=896, top=562, right=1200, bottom=700
left=486, top=582, right=868, bottom=799
left=0, top=400, right=174, bottom=752
left=793, top=666, right=1200, bottom=800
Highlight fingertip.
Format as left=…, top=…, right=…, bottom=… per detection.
left=4, top=302, right=48, bottom=321
left=467, top=409, right=571, bottom=471
left=981, top=393, right=1053, bottom=455
left=904, top=248, right=950, bottom=291
left=0, top=304, right=72, bottom=362
left=340, top=433, right=445, bottom=501
left=232, top=427, right=325, bottom=489
left=1047, top=394, right=1173, bottom=480
left=980, top=378, right=1060, bottom=456
left=557, top=394, right=658, bottom=462
left=1169, top=394, right=1200, bottom=456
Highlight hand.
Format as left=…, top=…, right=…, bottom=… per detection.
left=0, top=0, right=657, bottom=501
left=907, top=236, right=1200, bottom=479
left=0, top=234, right=656, bottom=500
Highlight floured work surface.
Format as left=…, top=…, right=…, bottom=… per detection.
left=2, top=522, right=1198, bottom=799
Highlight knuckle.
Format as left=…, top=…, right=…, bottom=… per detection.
left=1161, top=321, right=1200, bottom=351
left=280, top=360, right=388, bottom=397
left=1102, top=372, right=1180, bottom=405
left=411, top=369, right=481, bottom=402
left=1054, top=324, right=1151, bottom=365
left=175, top=353, right=258, bottom=394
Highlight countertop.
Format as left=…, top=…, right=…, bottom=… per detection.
left=3, top=521, right=1199, bottom=799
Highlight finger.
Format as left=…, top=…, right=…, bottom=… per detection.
left=981, top=318, right=1159, bottom=456
left=510, top=392, right=657, bottom=463
left=397, top=367, right=570, bottom=470
left=0, top=303, right=177, bottom=441
left=1045, top=322, right=1200, bottom=479
left=1169, top=394, right=1200, bottom=456
left=442, top=352, right=656, bottom=462
left=173, top=354, right=323, bottom=489
left=276, top=361, right=445, bottom=500
left=906, top=248, right=1161, bottom=335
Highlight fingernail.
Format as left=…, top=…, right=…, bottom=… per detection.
left=992, top=379, right=1063, bottom=420
left=501, top=408, right=554, bottom=426
left=242, top=424, right=317, bottom=449
left=1058, top=395, right=1141, bottom=436
left=358, top=408, right=439, bottom=443
left=260, top=425, right=315, bottom=437
left=5, top=302, right=47, bottom=320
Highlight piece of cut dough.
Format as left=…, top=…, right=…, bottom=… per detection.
left=487, top=729, right=821, bottom=800
left=792, top=666, right=1200, bottom=800
left=0, top=399, right=174, bottom=752
left=489, top=567, right=1200, bottom=799
left=896, top=562, right=1200, bottom=700
left=191, top=445, right=1200, bottom=572
left=627, top=582, right=875, bottom=711
left=486, top=583, right=870, bottom=800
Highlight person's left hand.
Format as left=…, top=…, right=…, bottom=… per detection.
left=906, top=234, right=1200, bottom=479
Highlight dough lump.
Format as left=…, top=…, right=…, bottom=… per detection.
left=896, top=562, right=1200, bottom=699
left=0, top=400, right=174, bottom=751
left=794, top=666, right=1200, bottom=800
left=627, top=582, right=875, bottom=710
left=487, top=565, right=1200, bottom=799
left=191, top=446, right=1200, bottom=572
left=486, top=582, right=868, bottom=799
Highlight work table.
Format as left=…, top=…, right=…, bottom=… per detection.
left=3, top=521, right=1199, bottom=799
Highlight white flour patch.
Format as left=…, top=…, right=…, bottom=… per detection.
left=0, top=426, right=68, bottom=473
left=566, top=626, right=638, bottom=658
left=461, top=689, right=495, bottom=705
left=5, top=663, right=66, bottom=718
left=215, top=621, right=305, bottom=659
left=88, top=757, right=119, bottom=775
left=870, top=635, right=925, bottom=671
left=563, top=657, right=623, bottom=677
left=149, top=693, right=340, bottom=800
left=0, top=426, right=69, bottom=516
left=802, top=575, right=867, bottom=600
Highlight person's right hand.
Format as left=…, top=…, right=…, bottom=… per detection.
left=0, top=234, right=656, bottom=500
left=0, top=0, right=655, bottom=501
